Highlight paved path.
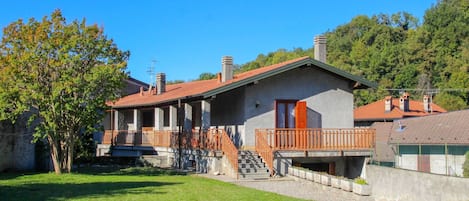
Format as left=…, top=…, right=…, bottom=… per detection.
left=198, top=174, right=374, bottom=201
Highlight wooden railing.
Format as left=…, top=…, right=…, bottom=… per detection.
left=220, top=130, right=239, bottom=179
left=255, top=130, right=275, bottom=176
left=255, top=128, right=375, bottom=175
left=102, top=129, right=222, bottom=151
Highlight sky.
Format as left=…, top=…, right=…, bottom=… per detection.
left=1, top=0, right=437, bottom=84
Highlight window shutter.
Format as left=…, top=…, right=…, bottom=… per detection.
left=295, top=101, right=307, bottom=128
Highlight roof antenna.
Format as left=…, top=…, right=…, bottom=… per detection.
left=146, top=60, right=157, bottom=90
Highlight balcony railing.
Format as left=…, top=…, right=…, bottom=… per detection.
left=102, top=129, right=223, bottom=151
left=255, top=128, right=376, bottom=175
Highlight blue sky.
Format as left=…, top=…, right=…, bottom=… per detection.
left=1, top=0, right=436, bottom=84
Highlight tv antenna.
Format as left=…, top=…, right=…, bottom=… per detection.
left=146, top=60, right=157, bottom=89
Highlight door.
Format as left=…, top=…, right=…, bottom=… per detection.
left=275, top=100, right=307, bottom=148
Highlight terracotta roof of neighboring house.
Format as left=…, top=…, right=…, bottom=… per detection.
left=354, top=98, right=446, bottom=121
left=388, top=109, right=469, bottom=144
left=110, top=56, right=377, bottom=109
left=371, top=122, right=396, bottom=162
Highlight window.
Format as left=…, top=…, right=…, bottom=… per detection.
left=275, top=100, right=297, bottom=128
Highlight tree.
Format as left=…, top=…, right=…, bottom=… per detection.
left=0, top=10, right=129, bottom=174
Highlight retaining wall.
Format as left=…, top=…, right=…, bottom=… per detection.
left=366, top=165, right=469, bottom=201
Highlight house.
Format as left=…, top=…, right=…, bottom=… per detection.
left=354, top=93, right=446, bottom=127
left=98, top=36, right=377, bottom=179
left=379, top=109, right=469, bottom=176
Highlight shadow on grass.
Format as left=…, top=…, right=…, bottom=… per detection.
left=0, top=180, right=181, bottom=201
left=74, top=166, right=187, bottom=176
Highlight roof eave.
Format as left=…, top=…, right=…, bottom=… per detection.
left=203, top=58, right=377, bottom=98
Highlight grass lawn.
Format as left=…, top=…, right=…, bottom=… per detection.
left=0, top=167, right=306, bottom=201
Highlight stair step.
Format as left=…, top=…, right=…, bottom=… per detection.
left=236, top=150, right=270, bottom=180
left=238, top=168, right=269, bottom=174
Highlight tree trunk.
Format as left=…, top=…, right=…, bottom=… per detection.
left=48, top=135, right=62, bottom=174
left=66, top=132, right=74, bottom=173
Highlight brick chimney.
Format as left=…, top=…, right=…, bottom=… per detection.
left=222, top=56, right=233, bottom=82
left=384, top=96, right=392, bottom=112
left=399, top=92, right=410, bottom=112
left=156, top=73, right=166, bottom=95
left=314, top=35, right=327, bottom=63
left=423, top=95, right=430, bottom=113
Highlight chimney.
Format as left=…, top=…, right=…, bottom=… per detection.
left=156, top=73, right=166, bottom=95
left=399, top=92, right=410, bottom=111
left=139, top=86, right=144, bottom=96
left=423, top=95, right=430, bottom=113
left=384, top=96, right=392, bottom=112
left=217, top=72, right=222, bottom=83
left=314, top=35, right=327, bottom=63
left=221, top=56, right=233, bottom=82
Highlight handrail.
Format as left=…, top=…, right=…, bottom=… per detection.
left=256, top=128, right=375, bottom=151
left=102, top=129, right=223, bottom=151
left=254, top=128, right=376, bottom=176
left=220, top=130, right=239, bottom=179
left=255, top=129, right=275, bottom=176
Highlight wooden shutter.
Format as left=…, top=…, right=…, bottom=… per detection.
left=295, top=101, right=307, bottom=128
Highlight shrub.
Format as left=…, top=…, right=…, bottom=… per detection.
left=463, top=151, right=469, bottom=177
left=354, top=177, right=368, bottom=185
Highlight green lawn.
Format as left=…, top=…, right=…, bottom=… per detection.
left=0, top=167, right=305, bottom=201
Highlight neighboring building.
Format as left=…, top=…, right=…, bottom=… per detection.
left=379, top=110, right=469, bottom=177
left=0, top=77, right=148, bottom=172
left=98, top=36, right=377, bottom=179
left=354, top=93, right=446, bottom=127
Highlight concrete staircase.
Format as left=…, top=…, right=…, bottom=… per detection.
left=238, top=150, right=270, bottom=180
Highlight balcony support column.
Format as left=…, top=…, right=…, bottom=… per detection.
left=201, top=100, right=211, bottom=131
left=169, top=105, right=178, bottom=130
left=154, top=107, right=164, bottom=130
left=132, top=109, right=141, bottom=131
left=184, top=103, right=192, bottom=132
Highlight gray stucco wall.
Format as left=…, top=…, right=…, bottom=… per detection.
left=242, top=66, right=354, bottom=148
left=211, top=86, right=246, bottom=147
left=211, top=66, right=354, bottom=149
left=367, top=165, right=469, bottom=201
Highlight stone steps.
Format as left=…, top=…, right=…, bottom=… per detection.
left=237, top=150, right=270, bottom=180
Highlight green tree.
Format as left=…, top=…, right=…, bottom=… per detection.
left=197, top=72, right=217, bottom=80
left=0, top=10, right=129, bottom=174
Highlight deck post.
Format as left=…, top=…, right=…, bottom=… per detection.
left=133, top=109, right=142, bottom=131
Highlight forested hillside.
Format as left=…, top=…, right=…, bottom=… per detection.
left=217, top=0, right=469, bottom=110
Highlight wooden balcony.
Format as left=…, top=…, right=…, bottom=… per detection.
left=102, top=129, right=223, bottom=150
left=255, top=128, right=376, bottom=175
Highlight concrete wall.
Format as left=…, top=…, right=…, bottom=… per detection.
left=242, top=66, right=353, bottom=147
left=366, top=165, right=469, bottom=201
left=0, top=114, right=37, bottom=172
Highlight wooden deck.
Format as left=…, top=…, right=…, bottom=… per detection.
left=255, top=128, right=376, bottom=175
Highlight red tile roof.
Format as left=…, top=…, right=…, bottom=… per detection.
left=110, top=56, right=375, bottom=108
left=110, top=57, right=310, bottom=108
left=354, top=97, right=446, bottom=121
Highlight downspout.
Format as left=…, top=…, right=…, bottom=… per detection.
left=445, top=143, right=448, bottom=175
